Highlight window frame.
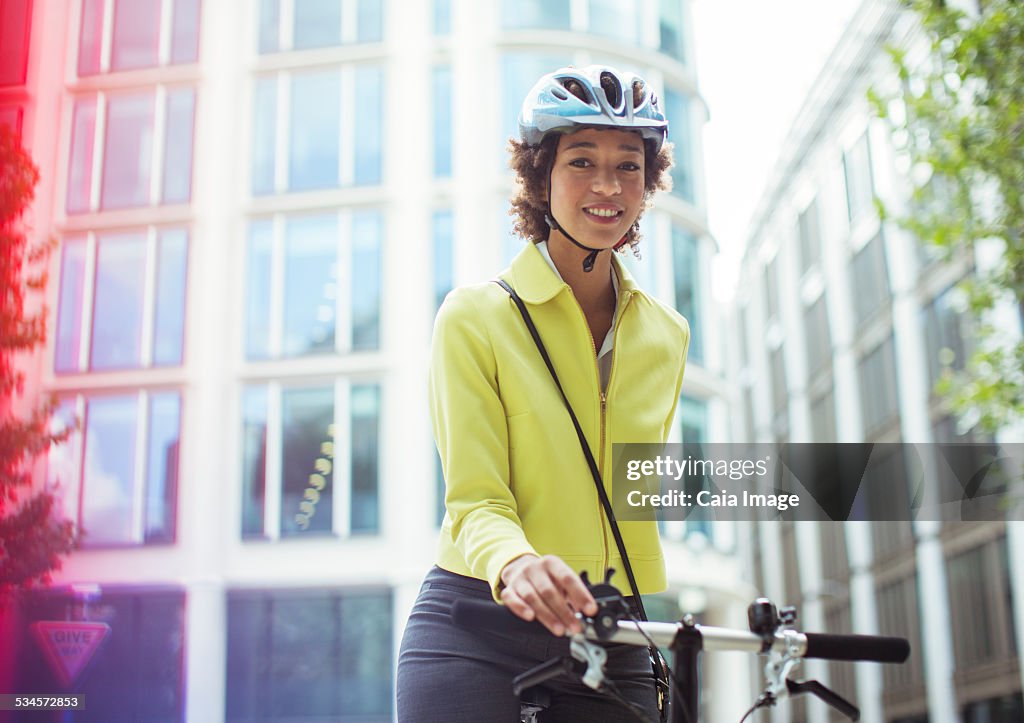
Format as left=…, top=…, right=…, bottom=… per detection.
left=240, top=378, right=382, bottom=540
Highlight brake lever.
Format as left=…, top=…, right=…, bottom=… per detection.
left=786, top=679, right=860, bottom=721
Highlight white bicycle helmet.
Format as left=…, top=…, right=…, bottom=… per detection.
left=519, top=65, right=668, bottom=151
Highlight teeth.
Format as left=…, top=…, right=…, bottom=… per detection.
left=585, top=208, right=620, bottom=218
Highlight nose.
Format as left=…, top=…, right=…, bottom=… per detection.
left=591, top=168, right=621, bottom=195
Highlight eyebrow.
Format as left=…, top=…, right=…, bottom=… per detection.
left=564, top=140, right=644, bottom=154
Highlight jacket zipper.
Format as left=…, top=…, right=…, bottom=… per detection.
left=568, top=288, right=633, bottom=578
left=599, top=293, right=630, bottom=576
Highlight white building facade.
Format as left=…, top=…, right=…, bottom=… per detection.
left=2, top=0, right=749, bottom=720
left=730, top=1, right=1024, bottom=722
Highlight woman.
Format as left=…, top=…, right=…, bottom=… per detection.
left=397, top=65, right=690, bottom=722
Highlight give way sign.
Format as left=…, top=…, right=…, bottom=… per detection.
left=30, top=621, right=111, bottom=688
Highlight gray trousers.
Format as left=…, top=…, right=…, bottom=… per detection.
left=396, top=566, right=660, bottom=722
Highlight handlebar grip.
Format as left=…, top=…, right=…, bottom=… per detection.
left=450, top=598, right=549, bottom=637
left=803, top=632, right=910, bottom=663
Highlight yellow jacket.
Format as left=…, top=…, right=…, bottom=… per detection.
left=431, top=242, right=690, bottom=600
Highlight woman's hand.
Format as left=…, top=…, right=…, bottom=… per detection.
left=499, top=554, right=599, bottom=636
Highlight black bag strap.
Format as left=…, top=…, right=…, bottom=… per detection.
left=494, top=278, right=648, bottom=622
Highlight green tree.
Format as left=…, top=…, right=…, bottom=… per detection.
left=873, top=0, right=1024, bottom=433
left=0, top=125, right=77, bottom=598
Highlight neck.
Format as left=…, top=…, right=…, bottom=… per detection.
left=545, top=231, right=615, bottom=310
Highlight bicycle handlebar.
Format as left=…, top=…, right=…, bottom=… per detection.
left=450, top=598, right=909, bottom=665
left=802, top=632, right=909, bottom=663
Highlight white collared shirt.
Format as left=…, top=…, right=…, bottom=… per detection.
left=536, top=241, right=619, bottom=390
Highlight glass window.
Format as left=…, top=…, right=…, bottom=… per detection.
left=500, top=0, right=570, bottom=30
left=80, top=0, right=199, bottom=75
left=146, top=392, right=181, bottom=541
left=843, top=132, right=874, bottom=223
left=671, top=225, right=702, bottom=364
left=171, top=0, right=202, bottom=64
left=241, top=387, right=268, bottom=537
left=770, top=346, right=787, bottom=419
left=0, top=106, right=22, bottom=135
left=659, top=0, right=687, bottom=62
left=289, top=70, right=340, bottom=191
left=246, top=212, right=382, bottom=359
left=256, top=65, right=383, bottom=194
left=810, top=389, right=836, bottom=443
left=357, top=0, right=383, bottom=43
left=153, top=229, right=189, bottom=365
left=922, top=286, right=968, bottom=389
left=102, top=93, right=156, bottom=210
left=500, top=52, right=573, bottom=147
left=281, top=386, right=334, bottom=536
left=803, top=294, right=831, bottom=377
left=259, top=0, right=381, bottom=53
left=226, top=589, right=393, bottom=721
left=850, top=232, right=890, bottom=328
left=433, top=65, right=452, bottom=178
left=67, top=99, right=97, bottom=214
left=258, top=0, right=280, bottom=53
left=433, top=209, right=454, bottom=311
left=589, top=0, right=638, bottom=42
left=82, top=395, right=138, bottom=544
left=434, top=0, right=451, bottom=35
left=0, top=0, right=32, bottom=86
left=111, top=0, right=161, bottom=71
left=663, top=88, right=694, bottom=202
left=798, top=197, right=821, bottom=275
left=765, top=257, right=779, bottom=321
left=76, top=391, right=181, bottom=546
left=245, top=220, right=273, bottom=360
left=293, top=0, right=342, bottom=50
left=350, top=384, right=380, bottom=533
left=162, top=88, right=196, bottom=204
left=55, top=240, right=88, bottom=373
left=858, top=335, right=899, bottom=437
left=69, top=88, right=196, bottom=214
left=241, top=381, right=380, bottom=538
left=78, top=0, right=105, bottom=75
left=251, top=77, right=277, bottom=195
left=19, top=589, right=186, bottom=720
left=678, top=395, right=710, bottom=540
left=351, top=211, right=382, bottom=351
left=283, top=214, right=338, bottom=356
left=91, top=232, right=147, bottom=370
left=354, top=65, right=384, bottom=185
left=56, top=229, right=189, bottom=373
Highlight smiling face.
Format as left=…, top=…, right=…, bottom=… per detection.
left=547, top=127, right=646, bottom=251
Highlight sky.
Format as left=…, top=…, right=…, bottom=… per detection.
left=691, top=0, right=864, bottom=301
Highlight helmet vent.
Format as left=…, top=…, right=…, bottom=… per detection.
left=599, top=72, right=622, bottom=108
left=559, top=78, right=592, bottom=105
left=631, top=80, right=646, bottom=109
left=551, top=86, right=569, bottom=100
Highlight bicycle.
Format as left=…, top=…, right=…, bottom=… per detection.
left=451, top=569, right=910, bottom=723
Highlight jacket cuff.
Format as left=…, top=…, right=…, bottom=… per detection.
left=488, top=547, right=539, bottom=603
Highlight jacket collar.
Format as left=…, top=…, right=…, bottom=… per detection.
left=505, top=242, right=640, bottom=304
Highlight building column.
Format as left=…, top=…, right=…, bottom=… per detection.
left=913, top=521, right=959, bottom=723
left=185, top=582, right=226, bottom=722
left=846, top=523, right=886, bottom=723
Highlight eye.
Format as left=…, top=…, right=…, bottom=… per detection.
left=619, top=162, right=642, bottom=172
left=568, top=158, right=591, bottom=168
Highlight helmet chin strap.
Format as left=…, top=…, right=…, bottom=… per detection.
left=545, top=162, right=621, bottom=273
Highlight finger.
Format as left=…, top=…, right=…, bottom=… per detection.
left=515, top=576, right=568, bottom=636
left=527, top=564, right=582, bottom=634
left=544, top=557, right=598, bottom=620
left=500, top=587, right=536, bottom=623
